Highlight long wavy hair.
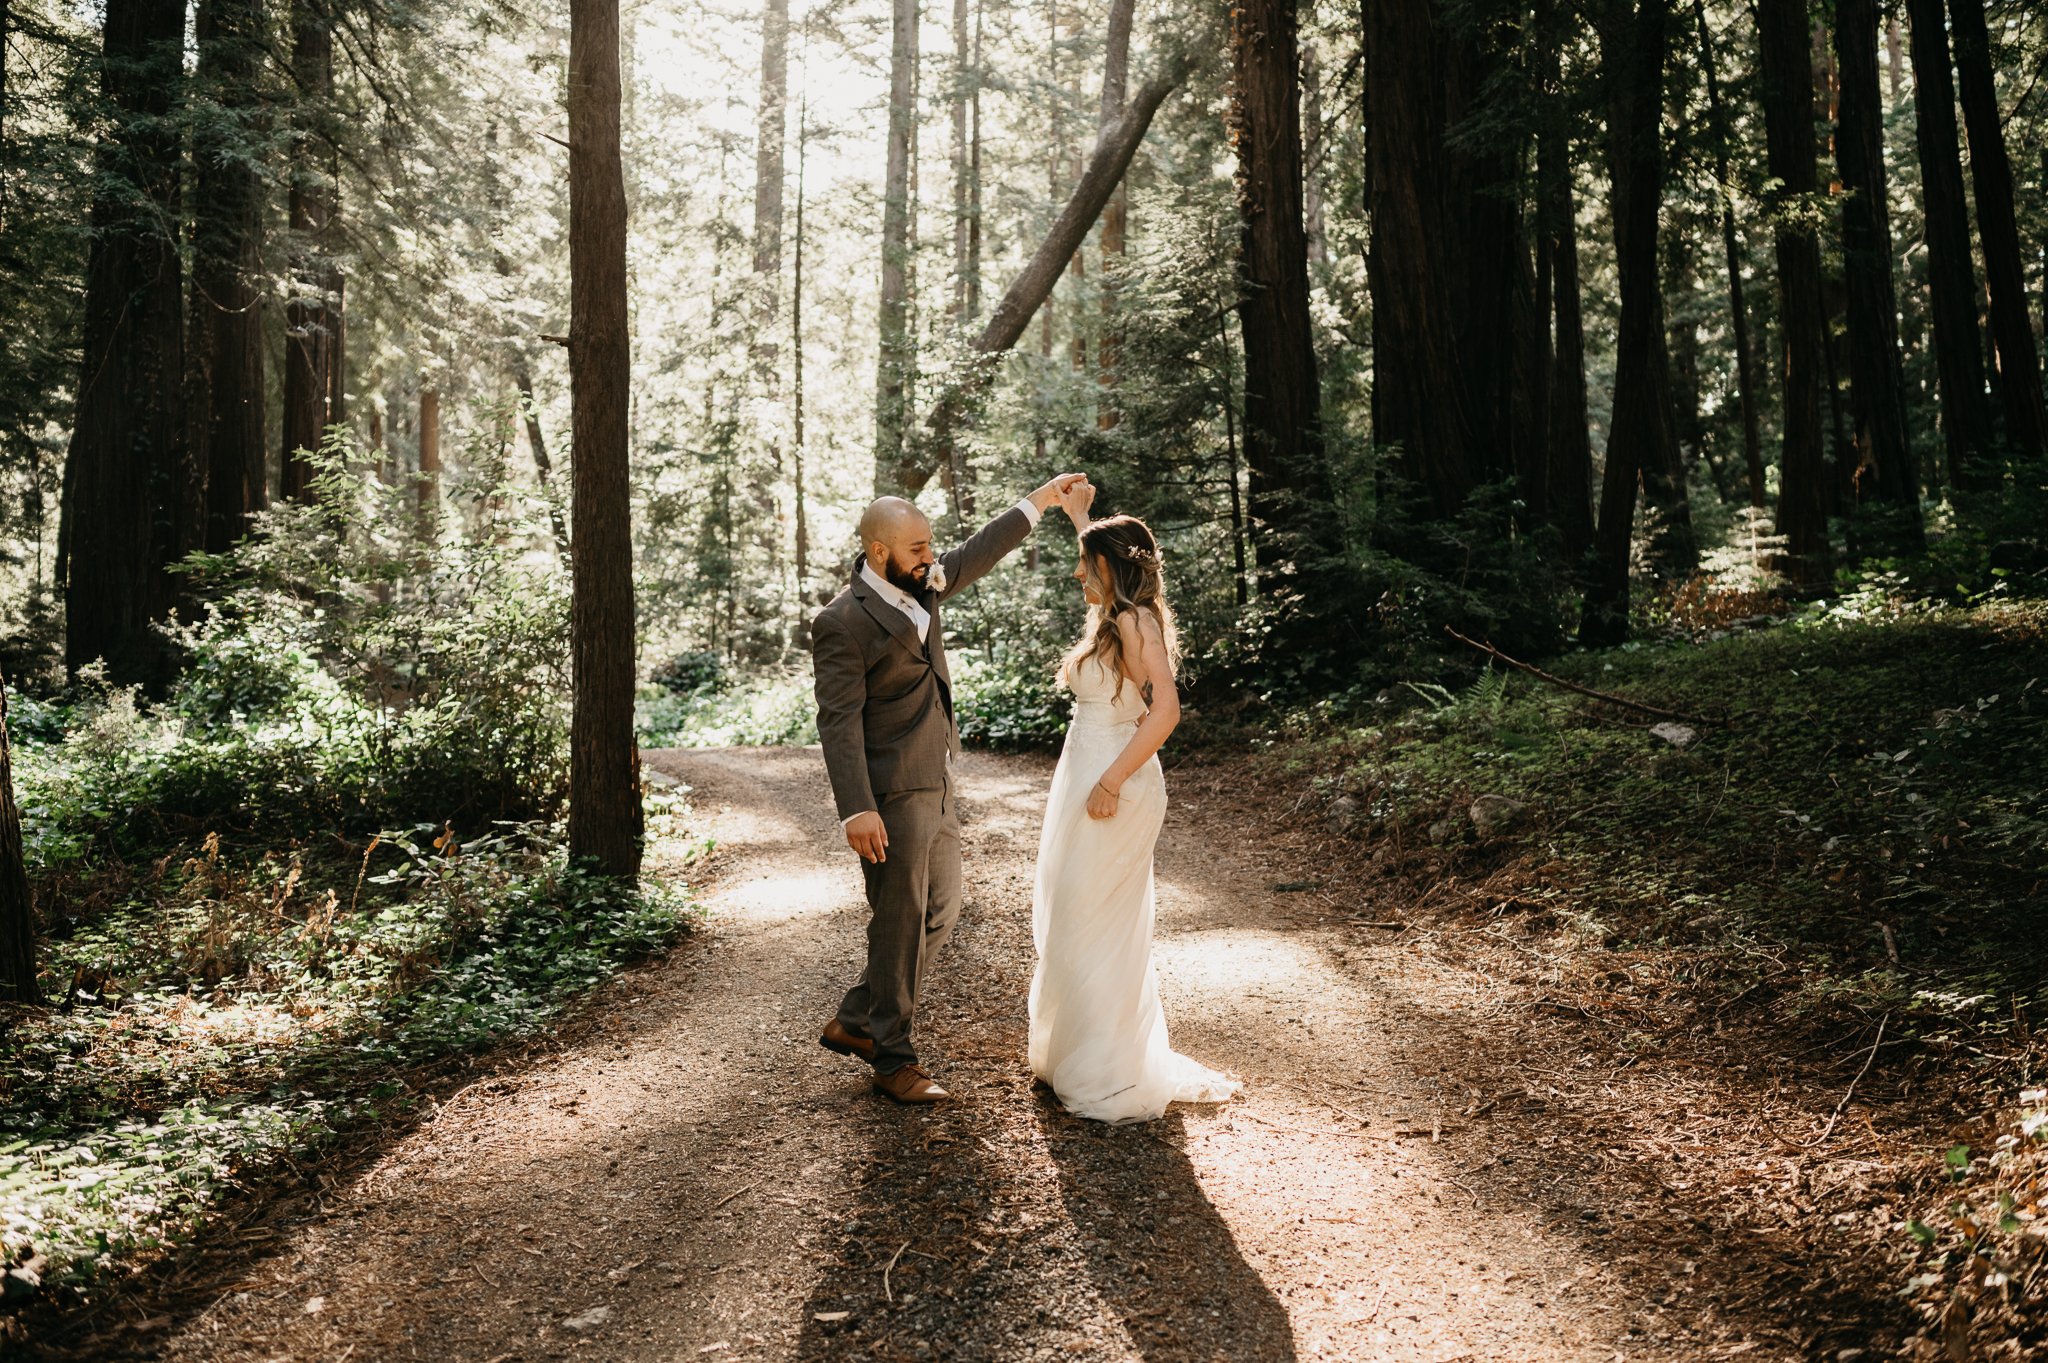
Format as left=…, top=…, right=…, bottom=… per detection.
left=1060, top=514, right=1180, bottom=699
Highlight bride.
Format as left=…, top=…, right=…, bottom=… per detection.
left=1028, top=479, right=1239, bottom=1123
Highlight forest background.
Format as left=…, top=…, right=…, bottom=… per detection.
left=0, top=0, right=2046, bottom=1350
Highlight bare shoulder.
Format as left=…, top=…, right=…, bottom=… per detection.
left=1121, top=608, right=1167, bottom=648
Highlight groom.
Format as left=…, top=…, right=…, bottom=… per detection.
left=811, top=474, right=1085, bottom=1103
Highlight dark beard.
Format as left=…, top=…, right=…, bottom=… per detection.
left=885, top=561, right=929, bottom=595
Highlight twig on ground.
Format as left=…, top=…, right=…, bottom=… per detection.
left=883, top=1239, right=912, bottom=1302
left=1443, top=627, right=1724, bottom=726
left=1809, top=1013, right=1889, bottom=1150
left=711, top=1182, right=759, bottom=1211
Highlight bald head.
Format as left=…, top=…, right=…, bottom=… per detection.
left=859, top=496, right=928, bottom=551
left=860, top=496, right=936, bottom=592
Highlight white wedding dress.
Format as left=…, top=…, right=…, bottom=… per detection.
left=1027, top=653, right=1239, bottom=1122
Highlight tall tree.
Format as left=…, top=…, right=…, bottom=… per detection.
left=1756, top=0, right=1832, bottom=587
left=1692, top=0, right=1767, bottom=508
left=872, top=0, right=918, bottom=492
left=1534, top=4, right=1594, bottom=560
left=1365, top=0, right=1474, bottom=518
left=568, top=0, right=643, bottom=876
left=0, top=668, right=35, bottom=1004
left=1095, top=0, right=1132, bottom=429
left=1581, top=0, right=1681, bottom=643
left=1231, top=0, right=1343, bottom=614
left=281, top=0, right=344, bottom=497
left=61, top=0, right=186, bottom=683
left=1947, top=0, right=2047, bottom=457
left=1833, top=0, right=1922, bottom=540
left=192, top=0, right=270, bottom=553
left=1903, top=0, right=1994, bottom=489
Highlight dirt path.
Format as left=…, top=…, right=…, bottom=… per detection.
left=155, top=747, right=1727, bottom=1362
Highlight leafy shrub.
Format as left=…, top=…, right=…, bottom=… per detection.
left=636, top=672, right=817, bottom=747
left=650, top=649, right=726, bottom=696
left=952, top=650, right=1068, bottom=750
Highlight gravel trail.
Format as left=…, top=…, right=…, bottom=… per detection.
left=156, top=746, right=1688, bottom=1363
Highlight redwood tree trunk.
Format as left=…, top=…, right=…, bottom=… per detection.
left=0, top=668, right=38, bottom=1004
left=1904, top=0, right=1994, bottom=489
left=1364, top=0, right=1473, bottom=518
left=282, top=0, right=343, bottom=496
left=61, top=0, right=186, bottom=684
left=873, top=0, right=918, bottom=492
left=1581, top=0, right=1680, bottom=643
left=193, top=0, right=269, bottom=552
left=1232, top=0, right=1343, bottom=611
left=568, top=0, right=644, bottom=876
left=1947, top=0, right=2046, bottom=457
left=1757, top=0, right=1832, bottom=587
left=1833, top=0, right=1922, bottom=541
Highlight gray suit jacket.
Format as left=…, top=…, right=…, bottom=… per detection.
left=811, top=506, right=1034, bottom=820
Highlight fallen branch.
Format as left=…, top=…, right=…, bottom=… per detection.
left=1442, top=627, right=1724, bottom=727
left=882, top=1239, right=912, bottom=1302
left=1810, top=1012, right=1889, bottom=1150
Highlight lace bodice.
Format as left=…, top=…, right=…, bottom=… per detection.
left=1065, top=652, right=1148, bottom=727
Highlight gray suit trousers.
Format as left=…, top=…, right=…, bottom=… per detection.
left=837, top=773, right=961, bottom=1073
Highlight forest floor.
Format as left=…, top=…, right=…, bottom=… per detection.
left=38, top=739, right=1953, bottom=1362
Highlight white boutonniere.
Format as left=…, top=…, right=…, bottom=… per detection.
left=926, top=562, right=947, bottom=595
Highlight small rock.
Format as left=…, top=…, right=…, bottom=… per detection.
left=1325, top=794, right=1362, bottom=834
left=1467, top=794, right=1528, bottom=837
left=562, top=1307, right=613, bottom=1334
left=1836, top=1350, right=1867, bottom=1363
left=1427, top=815, right=1462, bottom=845
left=1648, top=721, right=1697, bottom=749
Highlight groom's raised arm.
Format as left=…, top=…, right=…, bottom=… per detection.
left=936, top=474, right=1084, bottom=601
left=811, top=613, right=876, bottom=822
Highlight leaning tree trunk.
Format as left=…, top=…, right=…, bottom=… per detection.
left=1692, top=0, right=1766, bottom=508
left=568, top=0, right=644, bottom=876
left=282, top=0, right=343, bottom=498
left=0, top=668, right=38, bottom=1004
left=1904, top=0, right=1994, bottom=490
left=1757, top=0, right=1832, bottom=588
left=1581, top=0, right=1680, bottom=644
left=872, top=0, right=918, bottom=493
left=1231, top=0, right=1344, bottom=619
left=909, top=47, right=1192, bottom=498
left=1947, top=0, right=2047, bottom=457
left=1833, top=0, right=1922, bottom=543
left=193, top=0, right=269, bottom=553
left=61, top=0, right=186, bottom=685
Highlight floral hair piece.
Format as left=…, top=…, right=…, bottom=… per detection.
left=1115, top=542, right=1160, bottom=567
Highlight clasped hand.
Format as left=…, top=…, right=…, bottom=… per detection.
left=1087, top=778, right=1120, bottom=820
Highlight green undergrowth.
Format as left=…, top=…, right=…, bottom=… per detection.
left=1, top=805, right=700, bottom=1307
left=1296, top=595, right=2048, bottom=1035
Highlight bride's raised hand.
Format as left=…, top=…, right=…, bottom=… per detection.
left=1060, top=477, right=1096, bottom=528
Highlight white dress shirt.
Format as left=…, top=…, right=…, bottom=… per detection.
left=842, top=497, right=1042, bottom=827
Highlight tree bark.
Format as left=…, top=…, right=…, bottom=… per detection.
left=1365, top=0, right=1473, bottom=518
left=1300, top=40, right=1328, bottom=266
left=0, top=668, right=35, bottom=1004
left=1534, top=5, right=1594, bottom=561
left=568, top=0, right=644, bottom=876
left=61, top=0, right=186, bottom=684
left=792, top=91, right=811, bottom=597
left=872, top=0, right=918, bottom=492
left=1757, top=0, right=1832, bottom=587
left=1903, top=0, right=1994, bottom=489
left=282, top=0, right=343, bottom=498
left=1231, top=0, right=1343, bottom=612
left=1833, top=0, right=1921, bottom=539
left=193, top=0, right=269, bottom=554
left=1095, top=0, right=1133, bottom=430
left=1581, top=0, right=1681, bottom=643
left=1947, top=0, right=2046, bottom=457
left=1692, top=0, right=1766, bottom=507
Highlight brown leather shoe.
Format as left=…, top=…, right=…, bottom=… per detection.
left=819, top=1018, right=876, bottom=1064
left=872, top=1064, right=950, bottom=1104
